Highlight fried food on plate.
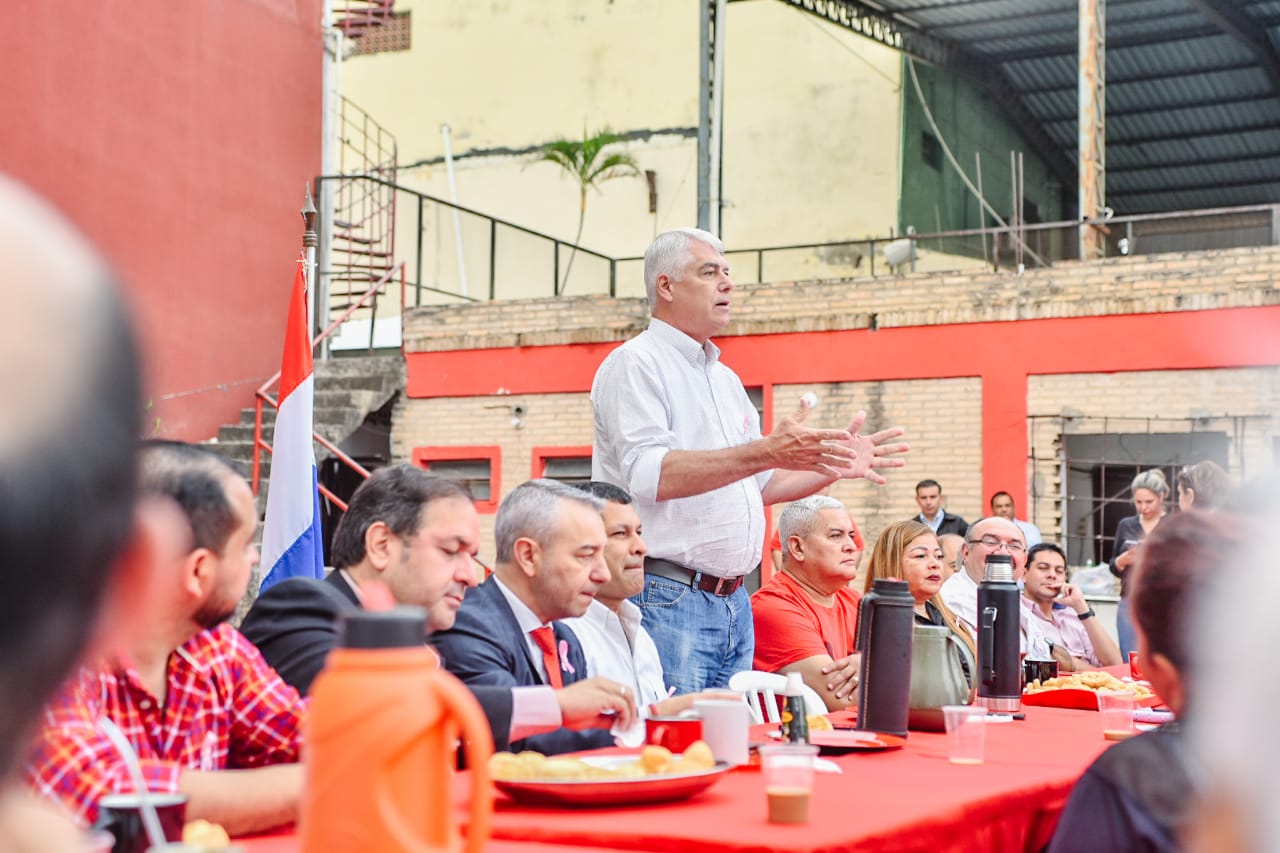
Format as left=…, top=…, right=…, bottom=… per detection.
left=1024, top=670, right=1153, bottom=697
left=489, top=739, right=719, bottom=782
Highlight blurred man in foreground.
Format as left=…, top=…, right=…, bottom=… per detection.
left=26, top=443, right=305, bottom=836
left=0, top=176, right=168, bottom=852
left=241, top=464, right=635, bottom=751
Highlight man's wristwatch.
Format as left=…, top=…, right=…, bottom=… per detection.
left=1077, top=608, right=1096, bottom=621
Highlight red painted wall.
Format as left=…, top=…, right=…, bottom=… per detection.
left=0, top=1, right=323, bottom=439
left=405, top=305, right=1280, bottom=508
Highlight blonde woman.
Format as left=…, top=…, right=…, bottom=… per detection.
left=864, top=520, right=976, bottom=685
left=1111, top=468, right=1169, bottom=658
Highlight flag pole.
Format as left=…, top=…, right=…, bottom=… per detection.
left=302, top=184, right=320, bottom=355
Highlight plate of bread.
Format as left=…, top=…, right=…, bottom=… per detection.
left=489, top=741, right=730, bottom=807
left=1023, top=671, right=1161, bottom=710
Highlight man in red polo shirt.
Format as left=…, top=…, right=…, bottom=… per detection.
left=752, top=495, right=863, bottom=709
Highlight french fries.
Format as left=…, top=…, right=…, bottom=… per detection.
left=1024, top=670, right=1153, bottom=698
left=489, top=740, right=717, bottom=782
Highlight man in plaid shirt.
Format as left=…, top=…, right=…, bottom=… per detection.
left=26, top=442, right=305, bottom=836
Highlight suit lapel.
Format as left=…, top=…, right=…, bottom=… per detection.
left=552, top=623, right=586, bottom=685
left=479, top=578, right=547, bottom=686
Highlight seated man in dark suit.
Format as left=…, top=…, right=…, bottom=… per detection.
left=432, top=479, right=628, bottom=755
left=241, top=464, right=634, bottom=752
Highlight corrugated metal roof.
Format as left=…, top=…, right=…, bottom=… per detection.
left=791, top=0, right=1280, bottom=214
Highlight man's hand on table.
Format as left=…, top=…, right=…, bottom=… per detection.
left=821, top=654, right=862, bottom=702
left=556, top=678, right=638, bottom=731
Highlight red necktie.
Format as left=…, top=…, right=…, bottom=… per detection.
left=531, top=626, right=563, bottom=689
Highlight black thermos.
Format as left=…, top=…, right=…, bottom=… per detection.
left=855, top=578, right=914, bottom=736
left=977, top=553, right=1022, bottom=713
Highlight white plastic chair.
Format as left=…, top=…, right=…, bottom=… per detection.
left=728, top=670, right=828, bottom=725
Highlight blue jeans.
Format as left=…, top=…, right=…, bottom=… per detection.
left=632, top=574, right=754, bottom=695
left=1116, top=597, right=1137, bottom=659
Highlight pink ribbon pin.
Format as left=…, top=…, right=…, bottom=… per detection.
left=558, top=640, right=576, bottom=675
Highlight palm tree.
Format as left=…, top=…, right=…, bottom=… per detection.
left=539, top=128, right=640, bottom=295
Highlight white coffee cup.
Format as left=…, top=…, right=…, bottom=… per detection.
left=693, top=698, right=750, bottom=766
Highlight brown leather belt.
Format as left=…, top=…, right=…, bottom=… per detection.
left=644, top=557, right=744, bottom=597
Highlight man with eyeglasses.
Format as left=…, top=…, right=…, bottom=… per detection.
left=940, top=516, right=1051, bottom=657
left=1019, top=543, right=1121, bottom=671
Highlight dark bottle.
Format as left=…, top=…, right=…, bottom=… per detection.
left=976, top=553, right=1022, bottom=713
left=855, top=578, right=914, bottom=737
left=783, top=672, right=810, bottom=743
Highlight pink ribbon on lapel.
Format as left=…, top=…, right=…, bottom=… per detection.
left=558, top=639, right=576, bottom=676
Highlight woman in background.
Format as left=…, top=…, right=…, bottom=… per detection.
left=1110, top=468, right=1169, bottom=658
left=863, top=520, right=975, bottom=684
left=1175, top=460, right=1229, bottom=511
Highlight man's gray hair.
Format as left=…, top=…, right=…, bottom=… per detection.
left=778, top=495, right=846, bottom=547
left=643, top=227, right=724, bottom=310
left=1131, top=468, right=1169, bottom=498
left=494, top=479, right=605, bottom=563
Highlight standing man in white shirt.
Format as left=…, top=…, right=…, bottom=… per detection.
left=590, top=227, right=909, bottom=693
left=990, top=490, right=1043, bottom=547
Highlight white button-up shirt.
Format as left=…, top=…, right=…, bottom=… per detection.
left=591, top=318, right=770, bottom=577
left=564, top=599, right=668, bottom=709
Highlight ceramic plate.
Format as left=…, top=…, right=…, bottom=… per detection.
left=494, top=757, right=731, bottom=808
left=767, top=729, right=907, bottom=753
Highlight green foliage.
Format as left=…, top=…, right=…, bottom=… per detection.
left=538, top=127, right=641, bottom=294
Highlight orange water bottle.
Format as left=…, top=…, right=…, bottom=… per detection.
left=301, top=607, right=493, bottom=853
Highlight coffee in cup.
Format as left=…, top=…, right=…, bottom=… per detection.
left=92, top=792, right=186, bottom=853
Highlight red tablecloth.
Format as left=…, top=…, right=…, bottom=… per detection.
left=236, top=702, right=1117, bottom=853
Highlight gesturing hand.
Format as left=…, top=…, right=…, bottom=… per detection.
left=823, top=410, right=910, bottom=486
left=556, top=677, right=638, bottom=731
left=766, top=400, right=859, bottom=474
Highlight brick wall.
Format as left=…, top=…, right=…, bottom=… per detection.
left=1027, top=367, right=1280, bottom=543
left=404, top=243, right=1280, bottom=351
left=770, top=379, right=983, bottom=545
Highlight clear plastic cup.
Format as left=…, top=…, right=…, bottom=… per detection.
left=759, top=743, right=819, bottom=824
left=942, top=704, right=987, bottom=765
left=1098, top=689, right=1136, bottom=741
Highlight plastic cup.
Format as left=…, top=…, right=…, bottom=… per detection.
left=759, top=743, right=818, bottom=824
left=693, top=698, right=749, bottom=766
left=942, top=705, right=987, bottom=765
left=1129, top=651, right=1144, bottom=681
left=1098, top=689, right=1136, bottom=740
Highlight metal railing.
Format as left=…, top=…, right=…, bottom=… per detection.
left=315, top=176, right=1279, bottom=324
left=251, top=262, right=406, bottom=508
